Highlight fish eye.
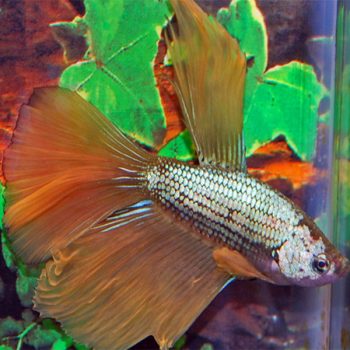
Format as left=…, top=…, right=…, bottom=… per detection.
left=312, top=254, right=330, bottom=274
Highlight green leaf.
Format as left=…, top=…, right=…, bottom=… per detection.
left=56, top=0, right=326, bottom=162
left=60, top=0, right=170, bottom=148
left=52, top=338, right=72, bottom=350
left=16, top=270, right=39, bottom=308
left=218, top=1, right=327, bottom=161
left=244, top=61, right=326, bottom=159
left=158, top=130, right=195, bottom=161
left=26, top=324, right=61, bottom=349
left=22, top=310, right=35, bottom=326
left=173, top=335, right=186, bottom=350
left=217, top=0, right=267, bottom=111
left=38, top=320, right=89, bottom=350
left=1, top=229, right=42, bottom=308
left=1, top=232, right=15, bottom=271
left=0, top=317, right=23, bottom=339
left=52, top=336, right=90, bottom=350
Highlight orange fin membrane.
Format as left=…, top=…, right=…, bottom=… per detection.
left=213, top=247, right=273, bottom=283
left=166, top=0, right=247, bottom=171
left=3, top=87, right=153, bottom=263
left=34, top=206, right=230, bottom=350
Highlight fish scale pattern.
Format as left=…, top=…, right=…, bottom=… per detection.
left=147, top=158, right=303, bottom=259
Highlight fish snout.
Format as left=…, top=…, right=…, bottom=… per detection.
left=335, top=255, right=350, bottom=278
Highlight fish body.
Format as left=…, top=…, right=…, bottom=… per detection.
left=147, top=158, right=348, bottom=286
left=2, top=0, right=349, bottom=349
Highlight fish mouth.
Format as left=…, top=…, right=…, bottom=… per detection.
left=341, top=257, right=350, bottom=276
left=335, top=255, right=350, bottom=278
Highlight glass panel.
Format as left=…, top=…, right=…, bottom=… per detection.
left=330, top=1, right=350, bottom=349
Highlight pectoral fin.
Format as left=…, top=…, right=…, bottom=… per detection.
left=167, top=0, right=247, bottom=171
left=35, top=206, right=230, bottom=350
left=213, top=247, right=273, bottom=282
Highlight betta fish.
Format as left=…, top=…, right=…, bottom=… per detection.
left=2, top=0, right=349, bottom=349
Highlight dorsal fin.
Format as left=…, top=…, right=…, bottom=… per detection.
left=166, top=0, right=247, bottom=171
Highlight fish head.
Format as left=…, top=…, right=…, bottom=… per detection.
left=271, top=214, right=350, bottom=287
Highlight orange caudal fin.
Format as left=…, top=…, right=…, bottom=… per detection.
left=3, top=87, right=154, bottom=264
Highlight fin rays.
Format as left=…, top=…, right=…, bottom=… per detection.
left=3, top=88, right=154, bottom=263
left=167, top=0, right=247, bottom=170
left=35, top=208, right=230, bottom=350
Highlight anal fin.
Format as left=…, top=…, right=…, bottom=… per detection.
left=34, top=205, right=230, bottom=350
